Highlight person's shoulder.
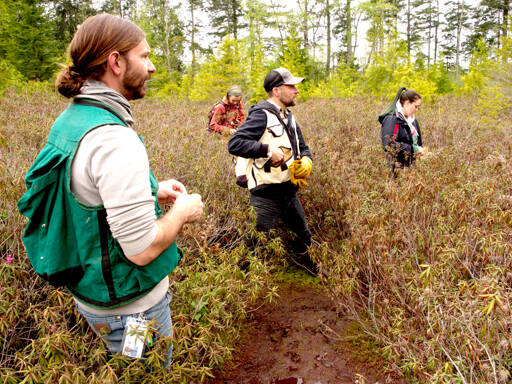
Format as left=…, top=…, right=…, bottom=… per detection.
left=382, top=113, right=397, bottom=124
left=212, top=100, right=227, bottom=112
left=248, top=100, right=276, bottom=114
left=84, top=124, right=140, bottom=148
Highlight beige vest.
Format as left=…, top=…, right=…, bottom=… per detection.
left=243, top=109, right=300, bottom=190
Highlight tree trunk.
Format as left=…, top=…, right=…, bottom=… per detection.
left=346, top=0, right=353, bottom=64
left=407, top=0, right=411, bottom=60
left=232, top=0, right=238, bottom=40
left=455, top=0, right=464, bottom=78
left=326, top=0, right=331, bottom=73
left=434, top=0, right=439, bottom=64
left=190, top=4, right=196, bottom=74
left=503, top=0, right=509, bottom=38
left=303, top=0, right=309, bottom=49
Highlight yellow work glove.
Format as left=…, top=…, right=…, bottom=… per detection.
left=295, top=178, right=308, bottom=188
left=288, top=160, right=308, bottom=188
left=292, top=157, right=313, bottom=179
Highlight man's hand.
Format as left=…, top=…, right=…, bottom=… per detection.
left=157, top=179, right=187, bottom=204
left=171, top=193, right=204, bottom=224
left=293, top=157, right=313, bottom=178
left=268, top=145, right=285, bottom=166
left=128, top=192, right=203, bottom=266
left=230, top=128, right=236, bottom=135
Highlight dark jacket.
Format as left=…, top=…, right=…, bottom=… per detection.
left=228, top=100, right=312, bottom=196
left=381, top=113, right=422, bottom=167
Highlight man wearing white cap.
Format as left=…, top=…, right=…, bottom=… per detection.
left=228, top=68, right=315, bottom=274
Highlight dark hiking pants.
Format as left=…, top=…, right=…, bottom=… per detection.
left=249, top=192, right=311, bottom=252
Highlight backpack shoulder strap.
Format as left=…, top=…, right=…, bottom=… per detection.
left=392, top=122, right=399, bottom=141
left=378, top=86, right=407, bottom=124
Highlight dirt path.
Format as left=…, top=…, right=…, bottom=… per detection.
left=210, top=283, right=401, bottom=384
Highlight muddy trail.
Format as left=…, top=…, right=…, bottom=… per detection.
left=210, top=282, right=403, bottom=384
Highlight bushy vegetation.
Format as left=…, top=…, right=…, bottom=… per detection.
left=299, top=97, right=512, bottom=383
left=0, top=89, right=278, bottom=383
left=1, top=86, right=512, bottom=383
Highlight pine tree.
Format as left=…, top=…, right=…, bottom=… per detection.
left=47, top=0, right=96, bottom=50
left=183, top=0, right=206, bottom=76
left=278, top=30, right=308, bottom=82
left=138, top=0, right=184, bottom=86
left=3, top=0, right=60, bottom=81
left=465, top=0, right=510, bottom=55
left=403, top=0, right=423, bottom=59
left=359, top=0, right=398, bottom=67
left=266, top=0, right=288, bottom=51
left=412, top=0, right=441, bottom=67
left=100, top=0, right=137, bottom=19
left=206, top=0, right=246, bottom=41
left=333, top=0, right=363, bottom=65
left=189, top=36, right=248, bottom=101
left=442, top=0, right=471, bottom=77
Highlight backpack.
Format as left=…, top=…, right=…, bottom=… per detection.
left=378, top=86, right=407, bottom=124
left=206, top=101, right=226, bottom=132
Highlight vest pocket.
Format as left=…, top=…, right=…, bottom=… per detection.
left=267, top=124, right=284, bottom=137
left=18, top=160, right=85, bottom=287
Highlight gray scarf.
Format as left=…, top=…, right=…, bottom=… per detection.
left=75, top=80, right=134, bottom=128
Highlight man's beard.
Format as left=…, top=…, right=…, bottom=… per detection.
left=282, top=97, right=296, bottom=107
left=122, top=63, right=150, bottom=100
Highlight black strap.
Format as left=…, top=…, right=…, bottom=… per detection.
left=97, top=209, right=117, bottom=302
left=262, top=106, right=300, bottom=161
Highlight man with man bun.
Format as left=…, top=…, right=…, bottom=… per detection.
left=18, top=14, right=203, bottom=366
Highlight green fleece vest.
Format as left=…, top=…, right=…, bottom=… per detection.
left=17, top=101, right=181, bottom=309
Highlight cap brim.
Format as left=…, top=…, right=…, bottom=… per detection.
left=283, top=76, right=304, bottom=85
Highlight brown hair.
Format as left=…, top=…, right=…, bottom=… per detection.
left=399, top=89, right=421, bottom=105
left=56, top=14, right=145, bottom=98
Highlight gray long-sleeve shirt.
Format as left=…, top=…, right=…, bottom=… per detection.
left=71, top=80, right=167, bottom=315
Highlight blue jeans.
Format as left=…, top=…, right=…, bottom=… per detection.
left=76, top=292, right=173, bottom=367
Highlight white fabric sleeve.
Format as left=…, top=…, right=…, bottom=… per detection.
left=70, top=125, right=158, bottom=256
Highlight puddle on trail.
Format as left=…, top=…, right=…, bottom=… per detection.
left=210, top=283, right=403, bottom=384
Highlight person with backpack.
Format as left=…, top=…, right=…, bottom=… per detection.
left=227, top=68, right=315, bottom=274
left=208, top=85, right=245, bottom=134
left=17, top=14, right=203, bottom=366
left=380, top=88, right=424, bottom=173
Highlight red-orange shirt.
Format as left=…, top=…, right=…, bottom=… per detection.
left=209, top=97, right=246, bottom=134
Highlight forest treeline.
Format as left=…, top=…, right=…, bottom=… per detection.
left=0, top=0, right=511, bottom=104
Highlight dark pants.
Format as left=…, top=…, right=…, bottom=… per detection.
left=249, top=192, right=311, bottom=251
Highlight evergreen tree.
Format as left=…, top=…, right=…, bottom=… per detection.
left=100, top=0, right=137, bottom=19
left=297, top=0, right=322, bottom=53
left=206, top=0, right=246, bottom=41
left=465, top=0, right=510, bottom=55
left=2, top=0, right=60, bottom=81
left=412, top=0, right=441, bottom=66
left=266, top=0, right=288, bottom=50
left=184, top=0, right=205, bottom=75
left=139, top=0, right=184, bottom=76
left=333, top=0, right=363, bottom=65
left=403, top=0, right=423, bottom=59
left=278, top=30, right=309, bottom=84
left=47, top=0, right=96, bottom=51
left=243, top=0, right=274, bottom=102
left=359, top=0, right=398, bottom=67
left=189, top=36, right=248, bottom=101
left=442, top=0, right=471, bottom=77
left=317, top=0, right=336, bottom=73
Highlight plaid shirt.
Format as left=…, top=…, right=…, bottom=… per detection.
left=209, top=97, right=245, bottom=134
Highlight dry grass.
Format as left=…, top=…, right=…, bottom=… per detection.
left=1, top=88, right=512, bottom=383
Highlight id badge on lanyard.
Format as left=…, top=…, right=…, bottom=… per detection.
left=121, top=315, right=150, bottom=358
